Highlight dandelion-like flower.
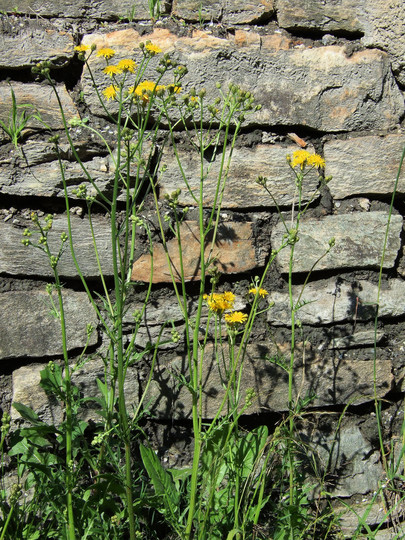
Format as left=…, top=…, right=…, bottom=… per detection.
left=224, top=311, right=248, bottom=326
left=203, top=291, right=235, bottom=314
left=145, top=42, right=162, bottom=55
left=129, top=80, right=165, bottom=102
left=74, top=45, right=90, bottom=53
left=103, top=65, right=122, bottom=78
left=117, top=59, right=137, bottom=73
left=290, top=150, right=325, bottom=170
left=249, top=287, right=268, bottom=298
left=97, top=48, right=116, bottom=59
left=307, top=153, right=325, bottom=168
left=103, top=85, right=118, bottom=101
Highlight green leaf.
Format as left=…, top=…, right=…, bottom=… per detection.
left=140, top=444, right=179, bottom=518
left=12, top=402, right=44, bottom=426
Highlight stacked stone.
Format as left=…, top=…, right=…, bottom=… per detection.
left=1, top=1, right=405, bottom=533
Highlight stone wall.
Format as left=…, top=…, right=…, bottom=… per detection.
left=1, top=1, right=405, bottom=534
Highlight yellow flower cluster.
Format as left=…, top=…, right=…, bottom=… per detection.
left=249, top=287, right=268, bottom=298
left=290, top=150, right=325, bottom=170
left=74, top=45, right=90, bottom=53
left=203, top=291, right=235, bottom=314
left=97, top=48, right=116, bottom=59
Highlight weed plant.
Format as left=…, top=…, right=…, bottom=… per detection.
left=0, top=38, right=404, bottom=540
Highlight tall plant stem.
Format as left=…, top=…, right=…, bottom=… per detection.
left=52, top=269, right=76, bottom=540
left=111, top=99, right=136, bottom=540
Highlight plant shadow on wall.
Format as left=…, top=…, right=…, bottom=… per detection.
left=0, top=39, right=404, bottom=540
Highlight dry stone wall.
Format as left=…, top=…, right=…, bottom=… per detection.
left=1, top=0, right=405, bottom=533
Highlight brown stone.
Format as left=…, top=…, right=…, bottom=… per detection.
left=131, top=220, right=264, bottom=283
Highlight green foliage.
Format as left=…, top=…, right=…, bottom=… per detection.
left=0, top=84, right=48, bottom=148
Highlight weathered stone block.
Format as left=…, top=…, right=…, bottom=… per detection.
left=161, top=143, right=319, bottom=208
left=145, top=343, right=393, bottom=418
left=267, top=277, right=405, bottom=325
left=80, top=29, right=403, bottom=132
left=0, top=290, right=98, bottom=360
left=11, top=358, right=140, bottom=424
left=0, top=18, right=74, bottom=69
left=325, top=135, right=405, bottom=200
left=0, top=156, right=113, bottom=199
left=131, top=220, right=265, bottom=283
left=0, top=214, right=114, bottom=278
left=172, top=0, right=274, bottom=24
left=0, top=82, right=79, bottom=132
left=277, top=0, right=405, bottom=87
left=0, top=0, right=169, bottom=20
left=271, top=212, right=403, bottom=273
left=277, top=0, right=364, bottom=33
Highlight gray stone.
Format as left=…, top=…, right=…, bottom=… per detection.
left=172, top=0, right=274, bottom=24
left=80, top=29, right=403, bottom=132
left=0, top=18, right=74, bottom=69
left=0, top=155, right=114, bottom=199
left=325, top=135, right=405, bottom=200
left=0, top=82, right=79, bottom=133
left=277, top=0, right=364, bottom=33
left=0, top=214, right=114, bottom=278
left=0, top=0, right=169, bottom=20
left=267, top=277, right=405, bottom=325
left=0, top=289, right=98, bottom=360
left=277, top=0, right=405, bottom=86
left=145, top=343, right=393, bottom=418
left=271, top=212, right=403, bottom=273
left=328, top=330, right=384, bottom=349
left=12, top=364, right=64, bottom=424
left=12, top=358, right=141, bottom=424
left=303, top=421, right=383, bottom=497
left=161, top=143, right=320, bottom=209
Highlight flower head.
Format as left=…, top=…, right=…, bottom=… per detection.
left=145, top=42, right=162, bottom=55
left=290, top=150, right=325, bottom=170
left=249, top=287, right=268, bottom=298
left=97, top=48, right=116, bottom=59
left=75, top=44, right=90, bottom=53
left=116, top=59, right=137, bottom=73
left=129, top=80, right=165, bottom=102
left=224, top=311, right=248, bottom=326
left=103, top=85, right=118, bottom=101
left=203, top=291, right=235, bottom=314
left=103, top=65, right=122, bottom=78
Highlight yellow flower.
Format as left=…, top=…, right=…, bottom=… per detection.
left=145, top=42, right=162, bottom=55
left=290, top=150, right=325, bottom=170
left=129, top=80, right=165, bottom=102
left=291, top=150, right=311, bottom=169
left=224, top=311, right=248, bottom=326
left=203, top=291, right=235, bottom=314
left=74, top=45, right=90, bottom=53
left=103, top=65, right=122, bottom=78
left=249, top=287, right=268, bottom=298
left=103, top=85, right=118, bottom=101
left=306, top=154, right=325, bottom=168
left=97, top=48, right=116, bottom=59
left=116, top=59, right=137, bottom=73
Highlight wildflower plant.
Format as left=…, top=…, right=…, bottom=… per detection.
left=0, top=32, right=350, bottom=540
